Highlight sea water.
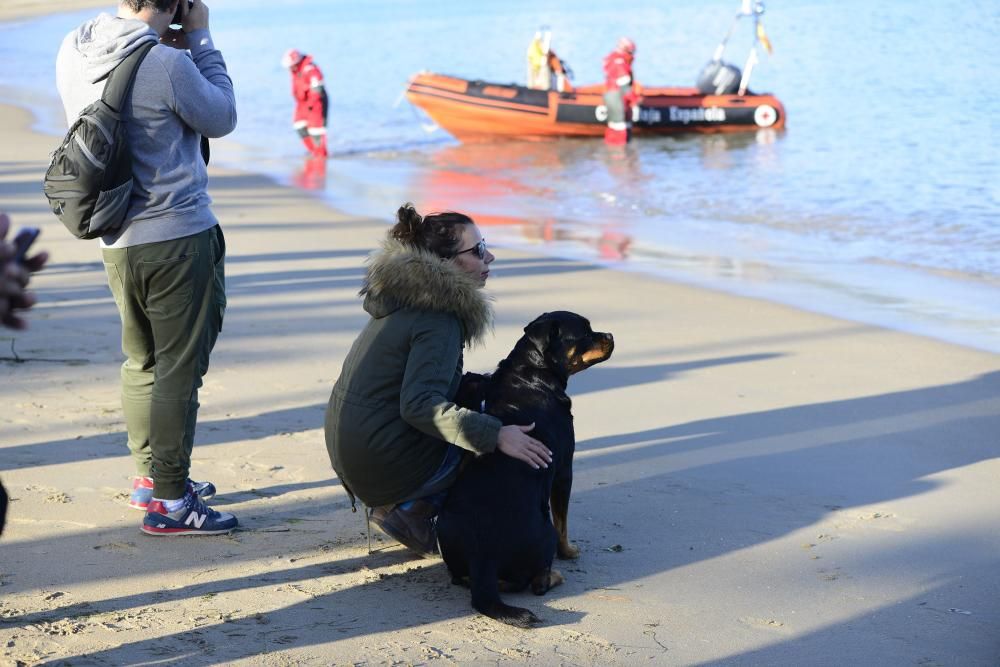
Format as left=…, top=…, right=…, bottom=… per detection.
left=1, top=0, right=997, bottom=352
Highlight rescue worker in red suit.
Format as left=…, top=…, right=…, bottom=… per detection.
left=602, top=37, right=638, bottom=145
left=282, top=49, right=328, bottom=158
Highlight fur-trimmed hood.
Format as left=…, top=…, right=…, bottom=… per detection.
left=360, top=237, right=493, bottom=346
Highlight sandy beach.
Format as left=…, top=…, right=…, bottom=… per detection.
left=2, top=4, right=999, bottom=665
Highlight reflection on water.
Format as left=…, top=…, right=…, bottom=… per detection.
left=411, top=140, right=639, bottom=262
left=292, top=155, right=328, bottom=191
left=374, top=133, right=999, bottom=353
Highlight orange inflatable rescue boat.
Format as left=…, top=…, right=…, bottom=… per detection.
left=405, top=74, right=784, bottom=142
left=406, top=1, right=785, bottom=143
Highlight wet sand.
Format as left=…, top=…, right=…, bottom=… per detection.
left=1, top=8, right=999, bottom=663
left=0, top=1, right=110, bottom=22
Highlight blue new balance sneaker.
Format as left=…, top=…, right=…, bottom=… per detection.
left=141, top=491, right=238, bottom=536
left=129, top=476, right=217, bottom=511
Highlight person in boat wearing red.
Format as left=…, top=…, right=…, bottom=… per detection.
left=602, top=36, right=638, bottom=145
left=282, top=48, right=328, bottom=158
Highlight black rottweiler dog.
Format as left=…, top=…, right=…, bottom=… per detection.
left=437, top=311, right=614, bottom=627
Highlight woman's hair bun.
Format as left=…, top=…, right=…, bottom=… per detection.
left=387, top=202, right=473, bottom=258
left=390, top=203, right=423, bottom=244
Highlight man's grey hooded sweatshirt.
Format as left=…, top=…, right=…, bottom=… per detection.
left=56, top=14, right=236, bottom=248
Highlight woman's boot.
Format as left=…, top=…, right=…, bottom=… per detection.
left=369, top=500, right=439, bottom=557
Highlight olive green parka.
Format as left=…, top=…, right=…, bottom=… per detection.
left=325, top=237, right=502, bottom=508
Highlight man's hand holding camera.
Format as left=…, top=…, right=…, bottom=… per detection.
left=161, top=0, right=210, bottom=50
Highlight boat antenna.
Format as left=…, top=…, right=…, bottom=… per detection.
left=737, top=1, right=770, bottom=95
left=712, top=11, right=737, bottom=61
left=711, top=0, right=754, bottom=62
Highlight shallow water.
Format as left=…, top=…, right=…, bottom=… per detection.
left=2, top=0, right=998, bottom=351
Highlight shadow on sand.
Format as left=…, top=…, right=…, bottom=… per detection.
left=2, top=222, right=998, bottom=663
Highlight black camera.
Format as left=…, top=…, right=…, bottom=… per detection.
left=171, top=0, right=194, bottom=27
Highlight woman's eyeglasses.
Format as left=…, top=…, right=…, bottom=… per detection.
left=454, top=238, right=487, bottom=260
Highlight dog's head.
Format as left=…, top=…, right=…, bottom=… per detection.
left=521, top=311, right=614, bottom=377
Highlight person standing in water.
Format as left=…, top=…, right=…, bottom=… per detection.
left=282, top=48, right=329, bottom=158
left=603, top=36, right=638, bottom=145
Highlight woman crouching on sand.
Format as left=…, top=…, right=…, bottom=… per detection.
left=324, top=203, right=552, bottom=557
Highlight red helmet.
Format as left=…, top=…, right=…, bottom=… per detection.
left=281, top=48, right=304, bottom=69
left=617, top=37, right=636, bottom=54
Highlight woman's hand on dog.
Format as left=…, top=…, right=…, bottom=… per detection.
left=497, top=423, right=552, bottom=469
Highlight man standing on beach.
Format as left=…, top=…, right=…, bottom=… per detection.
left=55, top=0, right=238, bottom=535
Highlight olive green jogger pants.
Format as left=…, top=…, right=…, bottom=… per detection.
left=102, top=226, right=226, bottom=500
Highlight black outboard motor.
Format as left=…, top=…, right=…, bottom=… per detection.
left=697, top=60, right=742, bottom=95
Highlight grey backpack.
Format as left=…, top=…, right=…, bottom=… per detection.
left=43, top=42, right=154, bottom=240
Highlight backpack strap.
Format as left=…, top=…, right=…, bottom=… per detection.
left=100, top=41, right=156, bottom=112
left=97, top=40, right=209, bottom=165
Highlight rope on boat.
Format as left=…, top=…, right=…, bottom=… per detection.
left=393, top=81, right=440, bottom=134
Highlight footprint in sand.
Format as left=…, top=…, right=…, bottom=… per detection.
left=817, top=567, right=845, bottom=581
left=93, top=541, right=138, bottom=552
left=561, top=629, right=617, bottom=654
left=828, top=508, right=904, bottom=533
left=0, top=604, right=26, bottom=620
left=109, top=490, right=131, bottom=503
left=24, top=484, right=58, bottom=494
left=739, top=616, right=788, bottom=631
left=855, top=510, right=907, bottom=531
left=24, top=484, right=74, bottom=504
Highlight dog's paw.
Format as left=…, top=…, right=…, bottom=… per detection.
left=531, top=568, right=565, bottom=595
left=492, top=605, right=542, bottom=628
left=557, top=541, right=580, bottom=560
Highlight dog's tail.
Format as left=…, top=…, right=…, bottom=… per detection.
left=469, top=557, right=541, bottom=628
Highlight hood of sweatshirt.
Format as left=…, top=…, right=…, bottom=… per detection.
left=68, top=13, right=159, bottom=84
